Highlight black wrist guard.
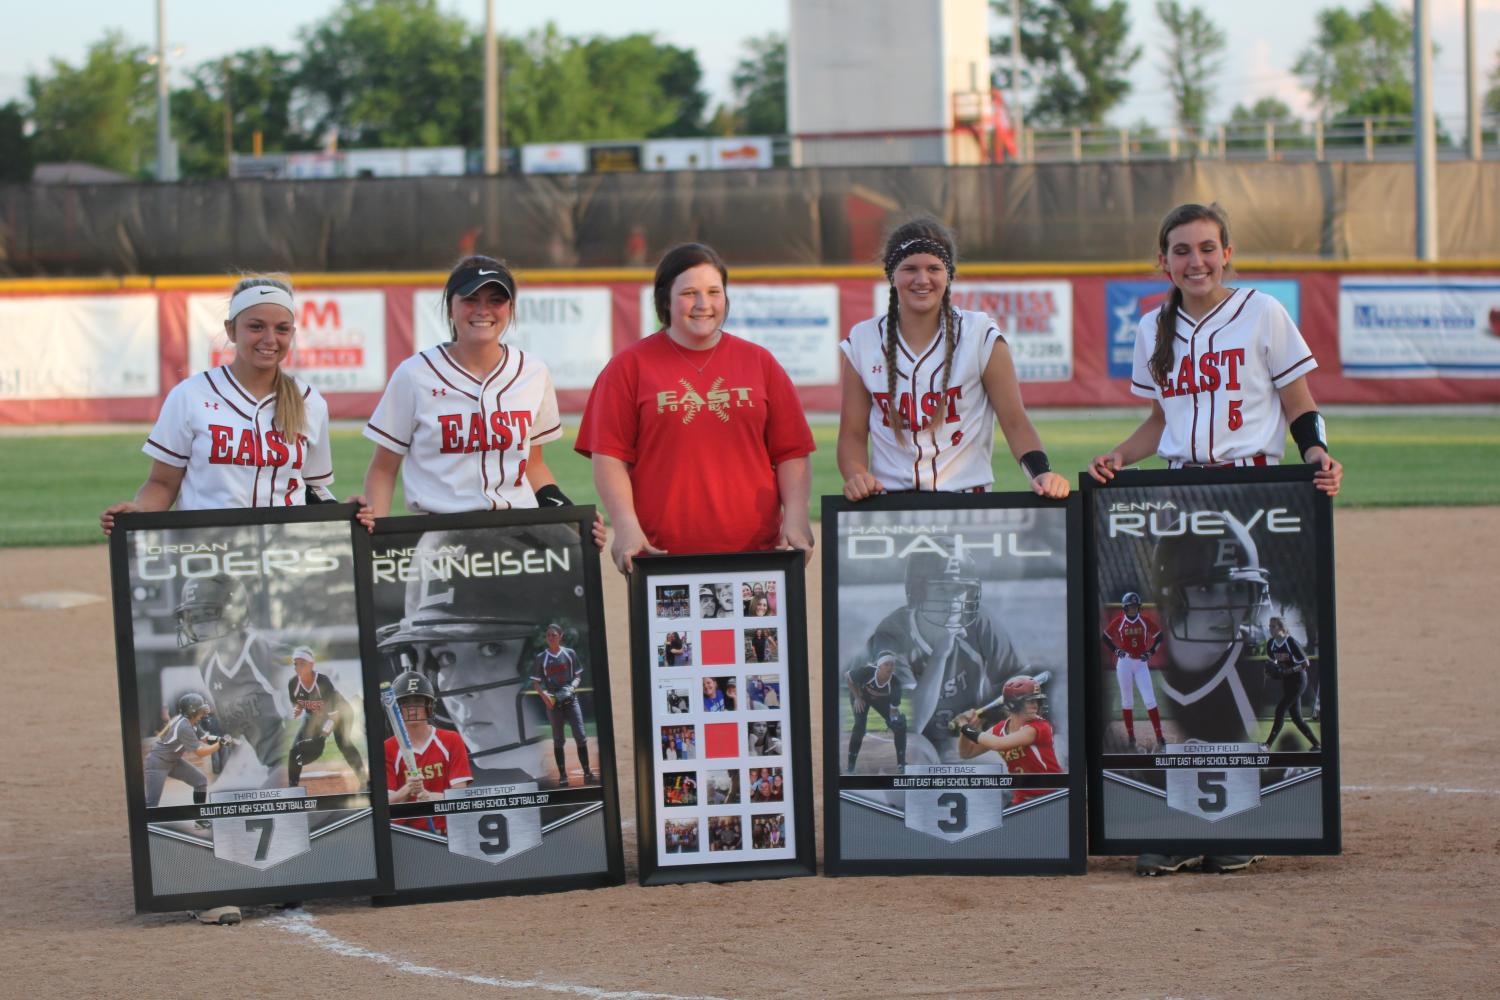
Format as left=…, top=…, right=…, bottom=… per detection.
left=1290, top=411, right=1328, bottom=461
left=535, top=484, right=571, bottom=507
left=959, top=725, right=981, bottom=742
left=1019, top=450, right=1051, bottom=480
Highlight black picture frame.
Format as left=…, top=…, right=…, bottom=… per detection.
left=1081, top=466, right=1340, bottom=857
left=630, top=550, right=816, bottom=886
left=366, top=506, right=625, bottom=905
left=821, top=492, right=1088, bottom=876
left=110, top=504, right=392, bottom=913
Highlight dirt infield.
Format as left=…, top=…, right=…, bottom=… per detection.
left=3, top=509, right=1495, bottom=999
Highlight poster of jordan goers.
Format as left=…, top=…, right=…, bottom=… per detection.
left=368, top=508, right=624, bottom=904
left=822, top=494, right=1086, bottom=877
left=630, top=551, right=816, bottom=886
left=110, top=505, right=390, bottom=913
left=1083, top=467, right=1340, bottom=856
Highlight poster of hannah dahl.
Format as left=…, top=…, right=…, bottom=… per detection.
left=822, top=494, right=1086, bottom=876
left=1083, top=467, right=1340, bottom=856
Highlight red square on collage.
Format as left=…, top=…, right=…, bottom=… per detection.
left=703, top=722, right=739, bottom=759
left=700, top=629, right=736, bottom=665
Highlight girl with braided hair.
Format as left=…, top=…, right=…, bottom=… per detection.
left=836, top=218, right=1069, bottom=500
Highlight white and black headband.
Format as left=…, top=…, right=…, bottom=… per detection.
left=884, top=237, right=955, bottom=282
left=227, top=284, right=295, bottom=322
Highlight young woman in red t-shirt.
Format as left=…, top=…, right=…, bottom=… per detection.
left=576, top=243, right=816, bottom=573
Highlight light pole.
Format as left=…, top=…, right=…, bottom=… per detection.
left=154, top=0, right=178, bottom=181
left=1413, top=0, right=1437, bottom=261
left=483, top=0, right=500, bottom=174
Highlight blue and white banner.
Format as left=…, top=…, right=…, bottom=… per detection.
left=1338, top=278, right=1500, bottom=378
left=1106, top=280, right=1301, bottom=380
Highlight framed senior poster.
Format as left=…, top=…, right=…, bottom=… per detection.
left=110, top=505, right=390, bottom=913
left=630, top=551, right=816, bottom=885
left=1082, top=467, right=1340, bottom=856
left=822, top=494, right=1086, bottom=876
left=367, top=508, right=625, bottom=903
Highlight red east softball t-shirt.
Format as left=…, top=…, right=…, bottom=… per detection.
left=576, top=331, right=815, bottom=556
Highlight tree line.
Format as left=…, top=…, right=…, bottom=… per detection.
left=0, top=0, right=786, bottom=180
left=2, top=0, right=1497, bottom=182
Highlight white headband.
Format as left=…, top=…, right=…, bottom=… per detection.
left=227, top=285, right=296, bottom=322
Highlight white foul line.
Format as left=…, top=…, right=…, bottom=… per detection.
left=1344, top=784, right=1500, bottom=796
left=268, top=909, right=728, bottom=1000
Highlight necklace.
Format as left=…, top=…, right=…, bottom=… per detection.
left=666, top=332, right=722, bottom=375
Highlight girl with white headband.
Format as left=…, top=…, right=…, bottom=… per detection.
left=101, top=275, right=335, bottom=534
left=837, top=217, right=1069, bottom=500
left=99, top=274, right=335, bottom=928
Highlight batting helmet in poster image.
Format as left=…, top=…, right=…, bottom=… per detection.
left=367, top=508, right=624, bottom=903
left=1083, top=467, right=1340, bottom=856
left=110, top=506, right=390, bottom=913
left=822, top=494, right=1086, bottom=876
left=629, top=550, right=816, bottom=886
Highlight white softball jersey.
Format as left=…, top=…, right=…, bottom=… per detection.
left=1130, top=288, right=1317, bottom=466
left=143, top=367, right=333, bottom=509
left=840, top=308, right=1005, bottom=491
left=364, top=343, right=563, bottom=513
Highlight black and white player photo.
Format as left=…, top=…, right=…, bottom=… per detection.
left=664, top=819, right=700, bottom=854
left=117, top=513, right=380, bottom=908
left=708, top=815, right=742, bottom=851
left=698, top=582, right=735, bottom=619
left=704, top=769, right=741, bottom=805
left=662, top=685, right=691, bottom=714
left=656, top=585, right=691, bottom=620
left=747, top=720, right=783, bottom=757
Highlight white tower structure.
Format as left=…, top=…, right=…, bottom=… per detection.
left=788, top=0, right=992, bottom=167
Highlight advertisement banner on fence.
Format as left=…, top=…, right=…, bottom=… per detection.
left=871, top=281, right=1074, bottom=382
left=640, top=284, right=841, bottom=385
left=188, top=291, right=387, bottom=394
left=1338, top=278, right=1500, bottom=378
left=0, top=294, right=159, bottom=400
left=416, top=288, right=612, bottom=391
left=1105, top=280, right=1301, bottom=380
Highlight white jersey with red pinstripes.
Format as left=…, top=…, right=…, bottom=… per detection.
left=1130, top=288, right=1317, bottom=466
left=839, top=308, right=1004, bottom=491
left=143, top=367, right=333, bottom=509
left=364, top=343, right=562, bottom=513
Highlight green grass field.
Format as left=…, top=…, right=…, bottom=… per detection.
left=3, top=414, right=1495, bottom=547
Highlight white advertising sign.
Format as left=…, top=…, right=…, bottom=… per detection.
left=521, top=142, right=588, bottom=175
left=1338, top=278, right=1500, bottom=378
left=188, top=290, right=387, bottom=393
left=643, top=139, right=710, bottom=171
left=871, top=280, right=1074, bottom=382
left=638, top=283, right=841, bottom=385
left=414, top=287, right=613, bottom=391
left=0, top=294, right=159, bottom=400
left=709, top=136, right=773, bottom=170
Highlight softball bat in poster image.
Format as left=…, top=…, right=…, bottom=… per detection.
left=1083, top=467, right=1340, bottom=857
left=367, top=508, right=623, bottom=903
left=110, top=506, right=390, bottom=913
left=630, top=551, right=816, bottom=887
left=822, top=494, right=1086, bottom=876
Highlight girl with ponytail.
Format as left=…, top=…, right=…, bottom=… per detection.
left=836, top=218, right=1068, bottom=499
left=102, top=273, right=337, bottom=535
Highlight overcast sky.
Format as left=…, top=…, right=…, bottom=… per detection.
left=2, top=1, right=1497, bottom=131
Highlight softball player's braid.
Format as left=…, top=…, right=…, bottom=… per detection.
left=936, top=285, right=956, bottom=421
left=883, top=286, right=903, bottom=441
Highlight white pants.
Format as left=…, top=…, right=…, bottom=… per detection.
left=1115, top=656, right=1157, bottom=711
